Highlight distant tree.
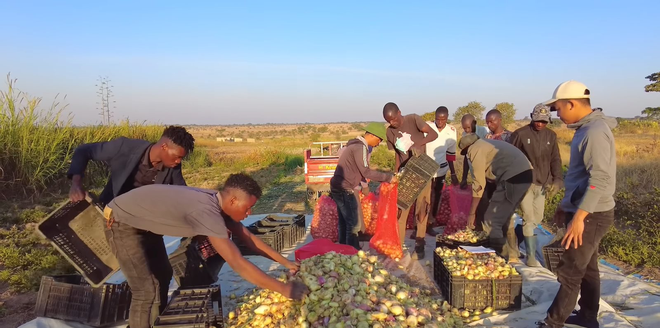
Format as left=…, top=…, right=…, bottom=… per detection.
left=420, top=111, right=435, bottom=122
left=318, top=126, right=329, bottom=133
left=642, top=107, right=660, bottom=120
left=351, top=123, right=365, bottom=131
left=453, top=101, right=486, bottom=124
left=492, top=102, right=517, bottom=126
left=645, top=72, right=660, bottom=92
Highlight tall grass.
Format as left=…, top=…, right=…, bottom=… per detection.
left=0, top=75, right=164, bottom=196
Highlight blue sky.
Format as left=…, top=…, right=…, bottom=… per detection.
left=1, top=1, right=658, bottom=125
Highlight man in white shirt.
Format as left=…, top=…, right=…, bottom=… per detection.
left=425, top=106, right=459, bottom=222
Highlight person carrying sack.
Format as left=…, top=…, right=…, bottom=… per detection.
left=330, top=122, right=396, bottom=250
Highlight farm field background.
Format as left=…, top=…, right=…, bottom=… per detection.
left=1, top=79, right=659, bottom=327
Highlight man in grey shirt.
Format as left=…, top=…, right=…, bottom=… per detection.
left=104, top=173, right=308, bottom=328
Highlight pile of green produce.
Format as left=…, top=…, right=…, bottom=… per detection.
left=436, top=247, right=519, bottom=280
left=226, top=250, right=469, bottom=328
left=443, top=229, right=488, bottom=244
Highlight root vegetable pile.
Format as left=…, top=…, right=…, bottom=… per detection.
left=435, top=190, right=451, bottom=226
left=226, top=251, right=467, bottom=328
left=443, top=229, right=487, bottom=244
left=311, top=195, right=339, bottom=242
left=435, top=247, right=519, bottom=280
left=360, top=192, right=379, bottom=235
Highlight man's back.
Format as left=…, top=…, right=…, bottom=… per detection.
left=108, top=184, right=229, bottom=239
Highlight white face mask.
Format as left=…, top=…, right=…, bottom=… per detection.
left=394, top=132, right=414, bottom=153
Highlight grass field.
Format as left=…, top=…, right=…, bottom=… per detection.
left=1, top=79, right=659, bottom=326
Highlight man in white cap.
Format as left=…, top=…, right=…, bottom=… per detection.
left=537, top=81, right=618, bottom=328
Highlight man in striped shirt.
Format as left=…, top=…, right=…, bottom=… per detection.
left=425, top=106, right=459, bottom=221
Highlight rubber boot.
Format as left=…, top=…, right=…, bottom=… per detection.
left=412, top=238, right=425, bottom=260
left=507, top=228, right=520, bottom=263
left=524, top=236, right=542, bottom=267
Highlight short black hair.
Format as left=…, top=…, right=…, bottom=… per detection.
left=223, top=173, right=262, bottom=198
left=162, top=125, right=195, bottom=153
left=461, top=114, right=475, bottom=123
left=383, top=102, right=400, bottom=117
left=435, top=106, right=449, bottom=116
left=486, top=109, right=502, bottom=119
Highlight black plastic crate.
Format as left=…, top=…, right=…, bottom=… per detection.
left=234, top=226, right=284, bottom=255
left=35, top=275, right=131, bottom=327
left=36, top=195, right=119, bottom=287
left=436, top=235, right=490, bottom=249
left=169, top=239, right=225, bottom=288
left=256, top=214, right=306, bottom=249
left=154, top=287, right=223, bottom=328
left=543, top=242, right=565, bottom=275
left=397, top=154, right=439, bottom=210
left=433, top=252, right=522, bottom=311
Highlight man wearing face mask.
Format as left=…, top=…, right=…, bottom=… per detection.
left=383, top=102, right=438, bottom=259
left=510, top=104, right=564, bottom=267
left=103, top=174, right=308, bottom=328
left=66, top=125, right=194, bottom=317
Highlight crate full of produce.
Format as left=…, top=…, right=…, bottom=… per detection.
left=436, top=229, right=489, bottom=249
left=433, top=247, right=522, bottom=311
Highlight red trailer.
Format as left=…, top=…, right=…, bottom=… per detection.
left=304, top=141, right=346, bottom=201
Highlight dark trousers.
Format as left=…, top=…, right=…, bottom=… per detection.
left=331, top=189, right=361, bottom=250
left=430, top=176, right=445, bottom=219
left=482, top=170, right=532, bottom=257
left=105, top=221, right=173, bottom=328
left=545, top=209, right=615, bottom=328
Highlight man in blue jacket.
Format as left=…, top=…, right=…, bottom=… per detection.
left=66, top=125, right=194, bottom=315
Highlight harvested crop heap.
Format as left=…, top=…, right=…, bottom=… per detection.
left=226, top=251, right=466, bottom=328
left=436, top=247, right=519, bottom=280
left=443, top=229, right=487, bottom=243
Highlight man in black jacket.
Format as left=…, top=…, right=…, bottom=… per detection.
left=66, top=125, right=194, bottom=314
left=510, top=104, right=563, bottom=267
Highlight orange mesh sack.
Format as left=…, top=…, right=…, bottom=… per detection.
left=360, top=192, right=379, bottom=235
left=311, top=195, right=339, bottom=242
left=369, top=182, right=403, bottom=260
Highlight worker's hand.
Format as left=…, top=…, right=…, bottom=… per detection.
left=459, top=180, right=469, bottom=190
left=467, top=213, right=476, bottom=230
left=410, top=145, right=424, bottom=157
left=283, top=260, right=300, bottom=275
left=546, top=181, right=563, bottom=198
left=69, top=178, right=87, bottom=202
left=562, top=216, right=585, bottom=250
left=450, top=174, right=459, bottom=186
left=552, top=207, right=565, bottom=229
left=283, top=281, right=310, bottom=300
left=390, top=175, right=399, bottom=184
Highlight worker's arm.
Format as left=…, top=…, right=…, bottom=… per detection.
left=67, top=137, right=128, bottom=201
left=208, top=236, right=308, bottom=299
left=549, top=132, right=564, bottom=188
left=394, top=154, right=401, bottom=173
left=224, top=219, right=297, bottom=271
left=354, top=146, right=393, bottom=183
left=414, top=115, right=438, bottom=147
left=447, top=130, right=459, bottom=185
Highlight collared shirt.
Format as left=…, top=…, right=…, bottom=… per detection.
left=425, top=122, right=457, bottom=178
left=133, top=144, right=164, bottom=188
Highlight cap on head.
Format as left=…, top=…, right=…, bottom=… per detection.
left=364, top=122, right=387, bottom=140
left=458, top=133, right=479, bottom=155
left=544, top=80, right=591, bottom=110
left=531, top=103, right=552, bottom=122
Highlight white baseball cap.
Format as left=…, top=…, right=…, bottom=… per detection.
left=544, top=80, right=591, bottom=108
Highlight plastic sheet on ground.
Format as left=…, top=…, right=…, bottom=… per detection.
left=21, top=214, right=660, bottom=328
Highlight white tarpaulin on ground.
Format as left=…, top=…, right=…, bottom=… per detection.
left=21, top=214, right=660, bottom=328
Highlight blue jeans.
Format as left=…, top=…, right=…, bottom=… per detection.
left=330, top=189, right=361, bottom=250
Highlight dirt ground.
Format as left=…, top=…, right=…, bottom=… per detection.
left=0, top=286, right=37, bottom=328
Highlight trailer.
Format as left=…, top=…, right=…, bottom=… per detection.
left=304, top=141, right=346, bottom=201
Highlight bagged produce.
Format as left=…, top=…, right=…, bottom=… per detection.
left=311, top=195, right=339, bottom=242
left=295, top=238, right=358, bottom=262
left=442, top=186, right=473, bottom=236
left=370, top=183, right=403, bottom=260
left=435, top=186, right=452, bottom=226
left=226, top=250, right=471, bottom=328
left=360, top=192, right=379, bottom=235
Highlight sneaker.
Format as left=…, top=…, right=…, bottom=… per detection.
left=565, top=315, right=599, bottom=328
left=414, top=244, right=425, bottom=260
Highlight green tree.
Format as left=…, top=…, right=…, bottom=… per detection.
left=420, top=111, right=435, bottom=122
left=642, top=107, right=660, bottom=120
left=453, top=101, right=486, bottom=124
left=645, top=72, right=660, bottom=92
left=492, top=102, right=517, bottom=126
